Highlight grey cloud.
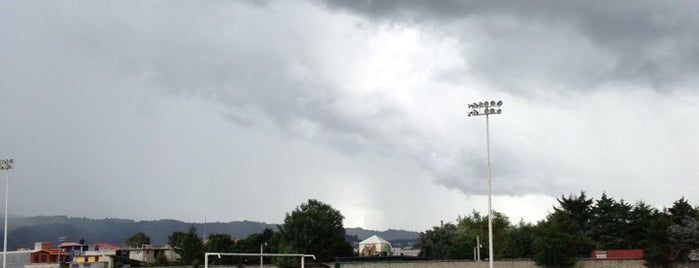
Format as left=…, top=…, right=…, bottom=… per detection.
left=53, top=1, right=686, bottom=198
left=6, top=0, right=698, bottom=229
left=320, top=0, right=699, bottom=93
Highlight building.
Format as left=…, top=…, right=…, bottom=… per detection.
left=122, top=245, right=167, bottom=263
left=2, top=242, right=68, bottom=268
left=71, top=253, right=144, bottom=268
left=358, top=235, right=392, bottom=257
left=89, top=243, right=119, bottom=253
left=72, top=243, right=151, bottom=268
left=58, top=241, right=88, bottom=263
left=2, top=240, right=179, bottom=268
left=28, top=242, right=66, bottom=265
left=0, top=251, right=32, bottom=268
left=591, top=249, right=643, bottom=259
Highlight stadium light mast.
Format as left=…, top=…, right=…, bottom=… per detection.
left=468, top=101, right=502, bottom=268
left=0, top=159, right=14, bottom=268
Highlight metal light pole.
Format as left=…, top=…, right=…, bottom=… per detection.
left=0, top=159, right=14, bottom=268
left=476, top=235, right=481, bottom=261
left=259, top=242, right=267, bottom=268
left=468, top=101, right=502, bottom=268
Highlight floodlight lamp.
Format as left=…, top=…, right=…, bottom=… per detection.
left=490, top=101, right=496, bottom=106
left=478, top=102, right=484, bottom=107
left=473, top=111, right=479, bottom=116
left=0, top=159, right=13, bottom=170
left=497, top=109, right=502, bottom=114
left=473, top=102, right=478, bottom=107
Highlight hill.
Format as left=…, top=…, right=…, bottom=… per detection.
left=345, top=227, right=419, bottom=249
left=345, top=227, right=419, bottom=241
left=5, top=216, right=276, bottom=249
left=4, top=216, right=419, bottom=249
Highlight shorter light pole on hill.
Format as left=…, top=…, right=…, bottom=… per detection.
left=1, top=159, right=14, bottom=268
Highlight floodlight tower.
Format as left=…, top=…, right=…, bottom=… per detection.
left=0, top=159, right=14, bottom=268
left=467, top=101, right=502, bottom=268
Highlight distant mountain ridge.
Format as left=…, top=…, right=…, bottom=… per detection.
left=344, top=227, right=418, bottom=241
left=4, top=216, right=418, bottom=249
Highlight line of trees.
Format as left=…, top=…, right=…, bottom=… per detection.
left=128, top=199, right=354, bottom=267
left=416, top=192, right=699, bottom=267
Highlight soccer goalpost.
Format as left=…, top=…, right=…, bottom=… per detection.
left=204, top=252, right=317, bottom=268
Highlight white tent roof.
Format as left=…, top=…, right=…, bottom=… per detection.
left=359, top=235, right=391, bottom=245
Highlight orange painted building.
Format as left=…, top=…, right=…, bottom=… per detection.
left=29, top=242, right=67, bottom=264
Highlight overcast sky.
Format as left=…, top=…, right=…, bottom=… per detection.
left=2, top=0, right=699, bottom=232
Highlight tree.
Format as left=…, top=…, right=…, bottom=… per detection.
left=663, top=197, right=699, bottom=266
left=169, top=225, right=204, bottom=266
left=668, top=217, right=699, bottom=266
left=205, top=233, right=234, bottom=265
left=668, top=197, right=696, bottom=225
left=417, top=223, right=458, bottom=259
left=551, top=192, right=595, bottom=257
left=502, top=220, right=536, bottom=259
left=531, top=192, right=595, bottom=267
left=151, top=252, right=170, bottom=267
left=125, top=232, right=151, bottom=247
left=532, top=218, right=578, bottom=267
left=642, top=210, right=673, bottom=267
left=454, top=210, right=510, bottom=260
left=627, top=201, right=655, bottom=249
left=555, top=191, right=593, bottom=233
left=589, top=193, right=632, bottom=249
left=445, top=233, right=472, bottom=260
left=279, top=199, right=353, bottom=262
left=416, top=211, right=511, bottom=260
left=232, top=229, right=276, bottom=265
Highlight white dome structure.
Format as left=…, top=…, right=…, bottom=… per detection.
left=358, top=235, right=392, bottom=257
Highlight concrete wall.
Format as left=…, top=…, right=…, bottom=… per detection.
left=0, top=251, right=32, bottom=268
left=191, top=259, right=699, bottom=268
left=335, top=260, right=534, bottom=268
left=335, top=259, right=698, bottom=268
left=66, top=262, right=108, bottom=268
left=575, top=259, right=645, bottom=268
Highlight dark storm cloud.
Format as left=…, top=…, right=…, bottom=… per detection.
left=320, top=0, right=699, bottom=93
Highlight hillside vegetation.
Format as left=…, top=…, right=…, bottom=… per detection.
left=4, top=216, right=417, bottom=249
